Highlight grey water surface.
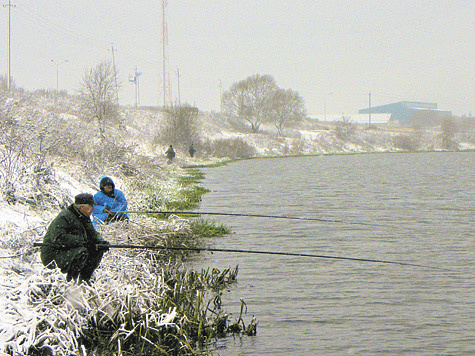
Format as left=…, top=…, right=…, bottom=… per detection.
left=196, top=152, right=474, bottom=356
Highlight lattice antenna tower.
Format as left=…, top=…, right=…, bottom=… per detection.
left=160, top=0, right=172, bottom=107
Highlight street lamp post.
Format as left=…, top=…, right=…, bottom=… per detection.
left=51, top=59, right=69, bottom=92
left=129, top=67, right=142, bottom=108
left=324, top=92, right=334, bottom=121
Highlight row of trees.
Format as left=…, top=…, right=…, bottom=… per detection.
left=222, top=74, right=307, bottom=135
left=76, top=64, right=307, bottom=158
left=79, top=66, right=307, bottom=137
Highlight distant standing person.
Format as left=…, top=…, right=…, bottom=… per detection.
left=40, top=193, right=110, bottom=283
left=188, top=142, right=196, bottom=158
left=92, top=176, right=129, bottom=226
left=165, top=145, right=176, bottom=164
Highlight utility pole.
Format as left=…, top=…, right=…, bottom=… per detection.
left=3, top=0, right=15, bottom=90
left=160, top=0, right=171, bottom=107
left=110, top=43, right=119, bottom=104
left=218, top=80, right=223, bottom=112
left=176, top=67, right=181, bottom=105
left=50, top=59, right=68, bottom=92
left=368, top=92, right=372, bottom=125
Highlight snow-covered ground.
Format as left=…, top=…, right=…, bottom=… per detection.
left=0, top=161, right=193, bottom=354
left=0, top=160, right=97, bottom=353
left=1, top=93, right=474, bottom=354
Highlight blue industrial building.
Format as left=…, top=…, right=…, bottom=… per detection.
left=359, top=101, right=452, bottom=125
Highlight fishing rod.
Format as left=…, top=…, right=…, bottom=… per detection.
left=118, top=210, right=399, bottom=229
left=32, top=243, right=446, bottom=271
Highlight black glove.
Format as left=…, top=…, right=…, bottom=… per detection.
left=85, top=240, right=96, bottom=252
left=97, top=241, right=110, bottom=252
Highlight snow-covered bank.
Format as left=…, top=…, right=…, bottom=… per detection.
left=201, top=115, right=475, bottom=156
left=0, top=162, right=206, bottom=355
left=1, top=92, right=474, bottom=354
left=0, top=157, right=244, bottom=355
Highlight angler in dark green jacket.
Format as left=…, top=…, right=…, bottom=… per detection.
left=40, top=193, right=110, bottom=283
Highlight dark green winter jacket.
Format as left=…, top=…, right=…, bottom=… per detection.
left=40, top=204, right=105, bottom=273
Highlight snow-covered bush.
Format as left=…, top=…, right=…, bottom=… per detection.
left=199, top=137, right=256, bottom=159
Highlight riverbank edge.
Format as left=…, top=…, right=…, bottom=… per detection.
left=185, top=148, right=475, bottom=170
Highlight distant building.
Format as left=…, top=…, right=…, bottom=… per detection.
left=359, top=101, right=452, bottom=125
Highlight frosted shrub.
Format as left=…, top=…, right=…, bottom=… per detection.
left=392, top=134, right=421, bottom=151
left=200, top=137, right=256, bottom=159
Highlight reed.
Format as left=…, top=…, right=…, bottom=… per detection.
left=19, top=260, right=255, bottom=356
left=176, top=168, right=206, bottom=184
left=1, top=166, right=254, bottom=355
left=165, top=185, right=210, bottom=211
left=137, top=168, right=210, bottom=212
left=189, top=218, right=232, bottom=238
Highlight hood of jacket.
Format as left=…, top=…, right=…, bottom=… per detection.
left=99, top=176, right=115, bottom=197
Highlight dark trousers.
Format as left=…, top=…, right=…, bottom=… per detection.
left=67, top=248, right=104, bottom=283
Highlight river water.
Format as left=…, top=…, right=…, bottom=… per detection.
left=196, top=152, right=474, bottom=356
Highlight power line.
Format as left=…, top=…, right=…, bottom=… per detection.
left=14, top=4, right=107, bottom=50
left=13, top=3, right=157, bottom=69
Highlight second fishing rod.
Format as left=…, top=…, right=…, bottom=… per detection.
left=32, top=242, right=447, bottom=271
left=115, top=209, right=400, bottom=230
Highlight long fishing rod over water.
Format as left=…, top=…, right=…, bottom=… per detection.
left=32, top=243, right=447, bottom=271
left=118, top=210, right=400, bottom=230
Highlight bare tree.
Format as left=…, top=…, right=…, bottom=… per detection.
left=334, top=116, right=356, bottom=141
left=158, top=103, right=201, bottom=152
left=269, top=88, right=306, bottom=136
left=78, top=61, right=121, bottom=133
left=222, top=74, right=277, bottom=133
left=441, top=117, right=458, bottom=150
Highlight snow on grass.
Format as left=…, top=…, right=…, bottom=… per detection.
left=1, top=96, right=473, bottom=354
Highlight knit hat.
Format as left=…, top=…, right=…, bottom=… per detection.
left=74, top=193, right=95, bottom=206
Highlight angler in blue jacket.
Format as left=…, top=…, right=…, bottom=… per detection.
left=92, top=176, right=129, bottom=226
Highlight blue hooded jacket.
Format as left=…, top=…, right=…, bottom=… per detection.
left=92, top=176, right=129, bottom=226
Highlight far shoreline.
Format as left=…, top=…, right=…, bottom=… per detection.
left=184, top=149, right=475, bottom=169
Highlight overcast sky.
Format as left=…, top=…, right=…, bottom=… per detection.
left=2, top=0, right=474, bottom=116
